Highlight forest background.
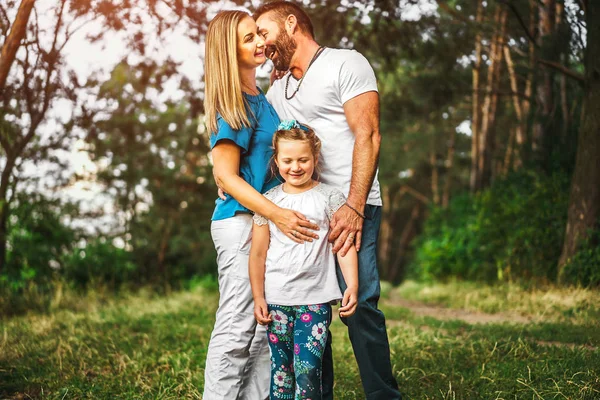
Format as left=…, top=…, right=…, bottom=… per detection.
left=0, top=0, right=598, bottom=312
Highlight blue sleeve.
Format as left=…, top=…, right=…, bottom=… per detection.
left=210, top=115, right=253, bottom=153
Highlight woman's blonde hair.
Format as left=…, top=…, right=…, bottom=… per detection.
left=204, top=10, right=252, bottom=134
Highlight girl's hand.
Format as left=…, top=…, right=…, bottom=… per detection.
left=254, top=298, right=272, bottom=325
left=273, top=208, right=320, bottom=243
left=339, top=286, right=358, bottom=318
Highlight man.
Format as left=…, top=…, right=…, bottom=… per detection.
left=253, top=2, right=402, bottom=399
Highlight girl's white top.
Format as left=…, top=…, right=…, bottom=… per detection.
left=253, top=182, right=346, bottom=306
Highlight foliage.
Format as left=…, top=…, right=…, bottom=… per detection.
left=1, top=193, right=78, bottom=290
left=560, top=228, right=600, bottom=287
left=411, top=171, right=570, bottom=282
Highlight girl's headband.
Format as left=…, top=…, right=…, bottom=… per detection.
left=277, top=119, right=309, bottom=132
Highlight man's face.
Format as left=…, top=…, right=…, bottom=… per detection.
left=256, top=13, right=297, bottom=71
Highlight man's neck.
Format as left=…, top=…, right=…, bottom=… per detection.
left=289, top=39, right=321, bottom=80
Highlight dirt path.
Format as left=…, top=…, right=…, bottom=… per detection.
left=381, top=296, right=598, bottom=351
left=383, top=296, right=534, bottom=325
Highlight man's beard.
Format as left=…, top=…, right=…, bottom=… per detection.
left=268, top=31, right=297, bottom=71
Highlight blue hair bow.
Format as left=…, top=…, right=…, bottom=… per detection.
left=277, top=119, right=308, bottom=131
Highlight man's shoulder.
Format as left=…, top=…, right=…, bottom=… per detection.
left=323, top=48, right=369, bottom=64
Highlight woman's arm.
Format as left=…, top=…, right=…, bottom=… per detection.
left=336, top=246, right=359, bottom=318
left=249, top=222, right=272, bottom=325
left=212, top=141, right=319, bottom=243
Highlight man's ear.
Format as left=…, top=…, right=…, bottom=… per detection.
left=285, top=14, right=297, bottom=35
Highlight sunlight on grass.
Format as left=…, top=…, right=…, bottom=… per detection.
left=1, top=283, right=599, bottom=399
left=394, top=280, right=600, bottom=323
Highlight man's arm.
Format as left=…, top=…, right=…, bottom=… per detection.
left=329, top=91, right=381, bottom=256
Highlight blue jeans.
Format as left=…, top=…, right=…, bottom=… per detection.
left=322, top=205, right=402, bottom=400
left=266, top=304, right=332, bottom=400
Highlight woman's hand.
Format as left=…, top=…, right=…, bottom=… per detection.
left=272, top=208, right=320, bottom=243
left=339, top=286, right=358, bottom=318
left=254, top=298, right=272, bottom=325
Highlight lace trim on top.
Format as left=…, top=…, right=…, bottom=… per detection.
left=252, top=186, right=279, bottom=226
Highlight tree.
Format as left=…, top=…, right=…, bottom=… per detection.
left=558, top=0, right=600, bottom=277
left=0, top=0, right=35, bottom=92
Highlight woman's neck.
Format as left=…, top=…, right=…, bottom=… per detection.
left=239, top=69, right=258, bottom=95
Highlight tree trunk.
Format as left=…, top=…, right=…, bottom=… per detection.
left=430, top=148, right=440, bottom=205
left=532, top=0, right=556, bottom=155
left=470, top=0, right=484, bottom=192
left=558, top=1, right=600, bottom=277
left=477, top=7, right=507, bottom=190
left=379, top=185, right=392, bottom=273
left=442, top=127, right=456, bottom=208
left=504, top=46, right=524, bottom=170
left=389, top=203, right=421, bottom=283
left=0, top=0, right=36, bottom=93
left=503, top=127, right=516, bottom=175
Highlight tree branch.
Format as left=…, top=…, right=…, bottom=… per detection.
left=499, top=0, right=538, bottom=45
left=537, top=58, right=585, bottom=84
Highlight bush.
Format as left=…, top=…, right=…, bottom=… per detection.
left=411, top=171, right=570, bottom=283
left=560, top=229, right=600, bottom=287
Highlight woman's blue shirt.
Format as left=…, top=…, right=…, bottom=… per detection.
left=209, top=90, right=280, bottom=221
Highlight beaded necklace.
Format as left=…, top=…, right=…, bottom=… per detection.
left=284, top=46, right=325, bottom=100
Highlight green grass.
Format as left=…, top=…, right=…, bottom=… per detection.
left=1, top=282, right=599, bottom=399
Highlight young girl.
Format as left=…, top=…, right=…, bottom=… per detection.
left=249, top=120, right=359, bottom=399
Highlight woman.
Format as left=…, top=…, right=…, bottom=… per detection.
left=202, top=10, right=319, bottom=400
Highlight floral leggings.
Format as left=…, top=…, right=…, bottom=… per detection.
left=266, top=303, right=332, bottom=400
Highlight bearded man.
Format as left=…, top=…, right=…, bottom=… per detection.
left=253, top=2, right=403, bottom=399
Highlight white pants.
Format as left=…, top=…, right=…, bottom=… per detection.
left=203, top=214, right=270, bottom=400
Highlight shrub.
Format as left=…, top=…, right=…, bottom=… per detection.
left=411, top=171, right=570, bottom=283
left=560, top=229, right=600, bottom=287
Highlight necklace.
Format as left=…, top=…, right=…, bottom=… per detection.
left=242, top=83, right=259, bottom=96
left=284, top=46, right=325, bottom=100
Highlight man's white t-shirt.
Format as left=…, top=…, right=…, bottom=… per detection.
left=267, top=48, right=382, bottom=206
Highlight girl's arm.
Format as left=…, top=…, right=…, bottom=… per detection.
left=337, top=246, right=359, bottom=318
left=249, top=222, right=272, bottom=325
left=212, top=141, right=319, bottom=243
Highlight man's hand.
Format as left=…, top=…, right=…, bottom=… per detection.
left=339, top=286, right=358, bottom=318
left=329, top=205, right=364, bottom=256
left=273, top=208, right=320, bottom=243
left=254, top=298, right=272, bottom=326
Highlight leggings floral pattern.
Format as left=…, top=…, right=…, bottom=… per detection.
left=266, top=303, right=332, bottom=400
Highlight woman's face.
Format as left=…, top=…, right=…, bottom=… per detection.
left=237, top=16, right=266, bottom=70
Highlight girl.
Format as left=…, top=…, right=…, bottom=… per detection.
left=203, top=11, right=319, bottom=400
left=249, top=120, right=359, bottom=399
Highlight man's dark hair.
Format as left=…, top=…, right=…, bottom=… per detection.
left=253, top=1, right=315, bottom=39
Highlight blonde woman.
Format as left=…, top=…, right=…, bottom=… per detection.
left=202, top=10, right=318, bottom=400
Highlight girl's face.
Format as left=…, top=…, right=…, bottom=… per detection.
left=237, top=16, right=266, bottom=70
left=275, top=139, right=317, bottom=191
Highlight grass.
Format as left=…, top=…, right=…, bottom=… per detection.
left=1, top=281, right=599, bottom=399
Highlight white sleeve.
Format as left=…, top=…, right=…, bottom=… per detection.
left=338, top=50, right=378, bottom=105
left=327, top=188, right=347, bottom=220
left=252, top=185, right=280, bottom=226
left=253, top=213, right=268, bottom=226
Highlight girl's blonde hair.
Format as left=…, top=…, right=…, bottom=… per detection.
left=204, top=10, right=252, bottom=134
left=271, top=122, right=322, bottom=179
